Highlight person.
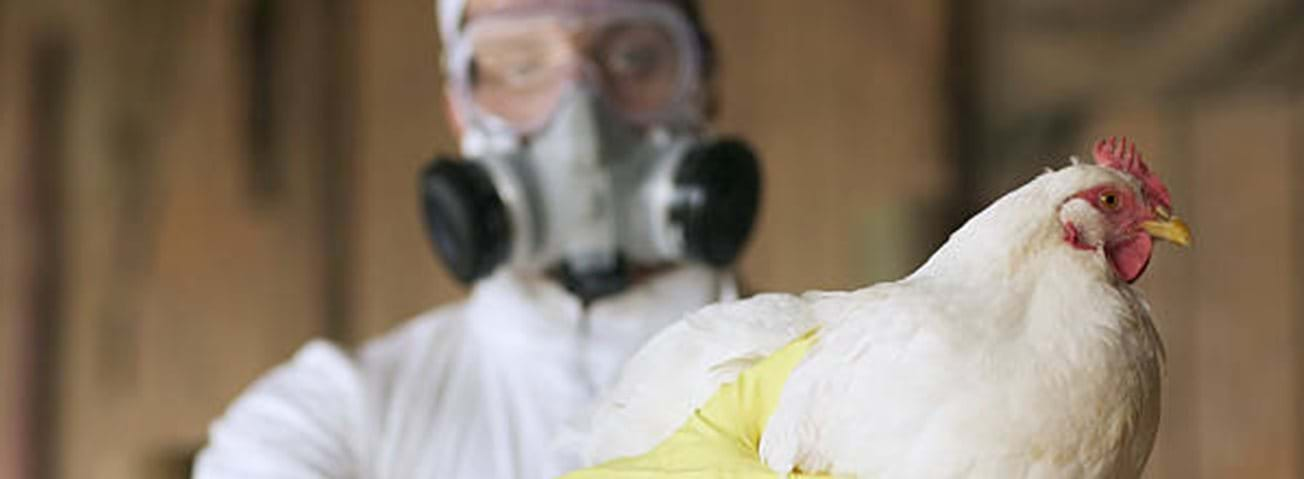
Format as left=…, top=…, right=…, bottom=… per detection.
left=193, top=0, right=761, bottom=477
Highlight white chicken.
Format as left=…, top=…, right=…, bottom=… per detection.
left=574, top=138, right=1191, bottom=478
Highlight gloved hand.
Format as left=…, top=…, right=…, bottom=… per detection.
left=561, top=333, right=840, bottom=478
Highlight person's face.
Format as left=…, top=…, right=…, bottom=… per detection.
left=449, top=0, right=694, bottom=135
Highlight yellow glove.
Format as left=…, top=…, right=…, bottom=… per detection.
left=561, top=332, right=840, bottom=478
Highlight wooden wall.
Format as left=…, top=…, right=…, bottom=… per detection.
left=1, top=1, right=1300, bottom=478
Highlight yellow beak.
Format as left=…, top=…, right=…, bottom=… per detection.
left=1141, top=207, right=1192, bottom=247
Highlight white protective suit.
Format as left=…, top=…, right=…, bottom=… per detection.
left=194, top=265, right=735, bottom=478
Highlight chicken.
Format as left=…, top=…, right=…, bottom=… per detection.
left=573, top=138, right=1191, bottom=478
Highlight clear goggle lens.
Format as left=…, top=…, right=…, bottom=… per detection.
left=450, top=3, right=700, bottom=133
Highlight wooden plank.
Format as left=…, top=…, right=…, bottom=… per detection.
left=1189, top=92, right=1298, bottom=478
left=1294, top=89, right=1304, bottom=479
left=351, top=0, right=461, bottom=342
left=978, top=1, right=1294, bottom=121
left=1293, top=89, right=1304, bottom=479
left=1, top=4, right=36, bottom=478
left=704, top=0, right=950, bottom=291
left=53, top=0, right=344, bottom=476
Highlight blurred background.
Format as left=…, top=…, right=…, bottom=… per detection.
left=1, top=0, right=1301, bottom=478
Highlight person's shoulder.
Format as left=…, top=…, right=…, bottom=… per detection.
left=195, top=301, right=472, bottom=478
left=354, top=299, right=473, bottom=379
left=195, top=337, right=368, bottom=477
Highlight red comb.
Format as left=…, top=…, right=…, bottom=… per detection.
left=1092, top=136, right=1172, bottom=210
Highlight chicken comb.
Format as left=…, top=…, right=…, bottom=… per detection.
left=1093, top=136, right=1172, bottom=210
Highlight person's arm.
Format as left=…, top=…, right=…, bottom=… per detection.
left=193, top=340, right=368, bottom=479
left=562, top=333, right=839, bottom=478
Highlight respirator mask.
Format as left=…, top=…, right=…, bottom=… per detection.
left=422, top=0, right=760, bottom=300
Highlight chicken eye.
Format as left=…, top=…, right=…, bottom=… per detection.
left=1099, top=192, right=1120, bottom=210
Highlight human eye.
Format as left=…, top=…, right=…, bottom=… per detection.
left=600, top=26, right=673, bottom=80
left=473, top=49, right=546, bottom=89
left=608, top=44, right=662, bottom=78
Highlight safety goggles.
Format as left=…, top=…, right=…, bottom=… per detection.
left=446, top=1, right=703, bottom=134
